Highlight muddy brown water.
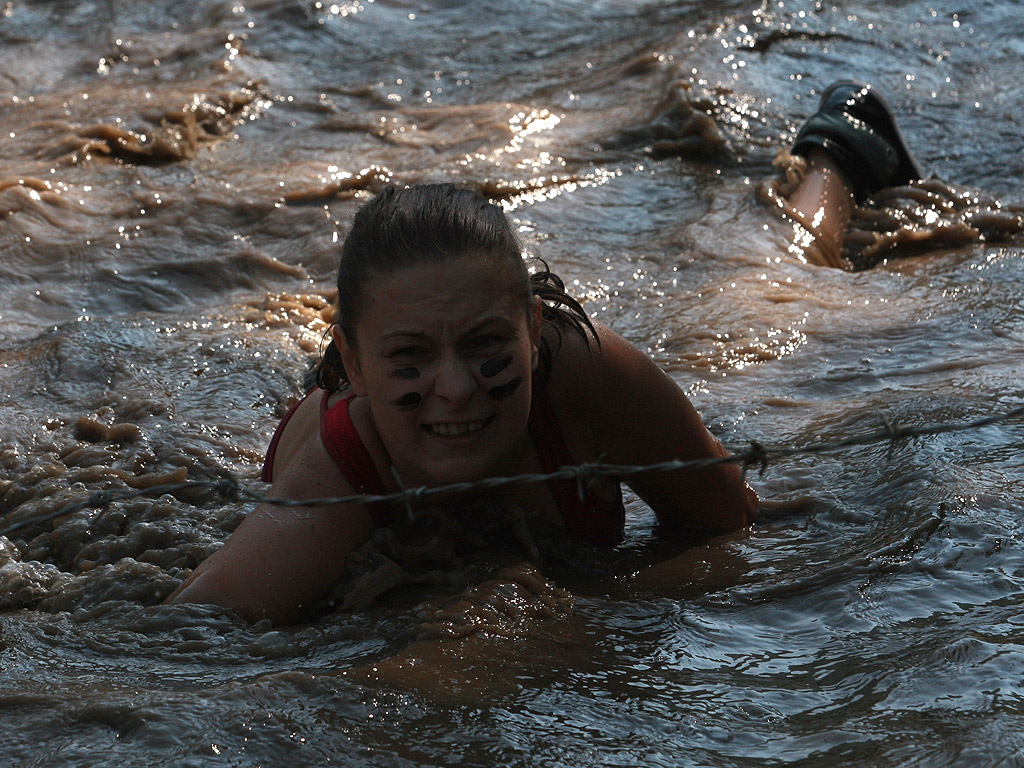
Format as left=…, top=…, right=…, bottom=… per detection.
left=2, top=1, right=1024, bottom=765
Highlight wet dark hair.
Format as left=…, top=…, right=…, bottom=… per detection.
left=316, top=183, right=596, bottom=391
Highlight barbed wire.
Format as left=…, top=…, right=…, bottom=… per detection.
left=2, top=403, right=1023, bottom=539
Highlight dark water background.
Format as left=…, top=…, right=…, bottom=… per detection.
left=2, top=1, right=1024, bottom=765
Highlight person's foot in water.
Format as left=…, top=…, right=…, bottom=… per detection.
left=792, top=80, right=925, bottom=202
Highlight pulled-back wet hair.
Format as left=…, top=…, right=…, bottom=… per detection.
left=316, top=183, right=595, bottom=391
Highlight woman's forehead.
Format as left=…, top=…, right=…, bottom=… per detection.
left=358, top=258, right=525, bottom=334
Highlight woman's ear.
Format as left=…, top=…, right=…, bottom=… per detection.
left=332, top=326, right=368, bottom=396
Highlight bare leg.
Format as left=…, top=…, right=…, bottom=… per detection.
left=787, top=148, right=857, bottom=254
left=759, top=148, right=858, bottom=268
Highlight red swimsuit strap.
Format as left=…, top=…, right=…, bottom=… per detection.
left=319, top=392, right=391, bottom=526
left=261, top=392, right=310, bottom=483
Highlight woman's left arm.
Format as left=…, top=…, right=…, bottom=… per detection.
left=548, top=322, right=757, bottom=532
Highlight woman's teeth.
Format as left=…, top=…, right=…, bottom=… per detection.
left=428, top=420, right=487, bottom=436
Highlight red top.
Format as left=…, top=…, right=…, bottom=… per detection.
left=262, top=389, right=625, bottom=546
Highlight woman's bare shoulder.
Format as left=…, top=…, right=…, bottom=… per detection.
left=267, top=390, right=328, bottom=480
left=544, top=318, right=719, bottom=462
left=540, top=321, right=657, bottom=455
left=543, top=321, right=666, bottom=420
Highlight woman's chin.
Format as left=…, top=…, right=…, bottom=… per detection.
left=411, top=458, right=495, bottom=489
left=388, top=413, right=530, bottom=490
left=395, top=443, right=503, bottom=490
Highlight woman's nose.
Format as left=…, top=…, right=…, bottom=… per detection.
left=432, top=355, right=477, bottom=404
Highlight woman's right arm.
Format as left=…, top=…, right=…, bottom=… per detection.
left=165, top=437, right=375, bottom=625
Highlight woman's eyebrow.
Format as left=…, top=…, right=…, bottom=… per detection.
left=378, top=314, right=517, bottom=342
left=379, top=330, right=430, bottom=342
left=462, top=314, right=518, bottom=336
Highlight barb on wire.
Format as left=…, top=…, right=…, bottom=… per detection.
left=742, top=439, right=770, bottom=479
left=2, top=403, right=1023, bottom=539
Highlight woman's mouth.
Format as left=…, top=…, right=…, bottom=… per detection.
left=424, top=417, right=491, bottom=437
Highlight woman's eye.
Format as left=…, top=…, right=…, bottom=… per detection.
left=391, top=345, right=425, bottom=358
left=471, top=334, right=505, bottom=351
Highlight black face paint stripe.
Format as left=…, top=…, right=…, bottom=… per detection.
left=488, top=376, right=523, bottom=401
left=391, top=367, right=420, bottom=380
left=480, top=354, right=512, bottom=379
left=393, top=392, right=423, bottom=411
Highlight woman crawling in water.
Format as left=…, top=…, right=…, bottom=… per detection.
left=167, top=81, right=924, bottom=624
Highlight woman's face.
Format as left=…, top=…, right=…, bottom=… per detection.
left=336, top=256, right=541, bottom=487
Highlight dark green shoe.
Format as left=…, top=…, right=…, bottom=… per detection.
left=793, top=80, right=924, bottom=202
